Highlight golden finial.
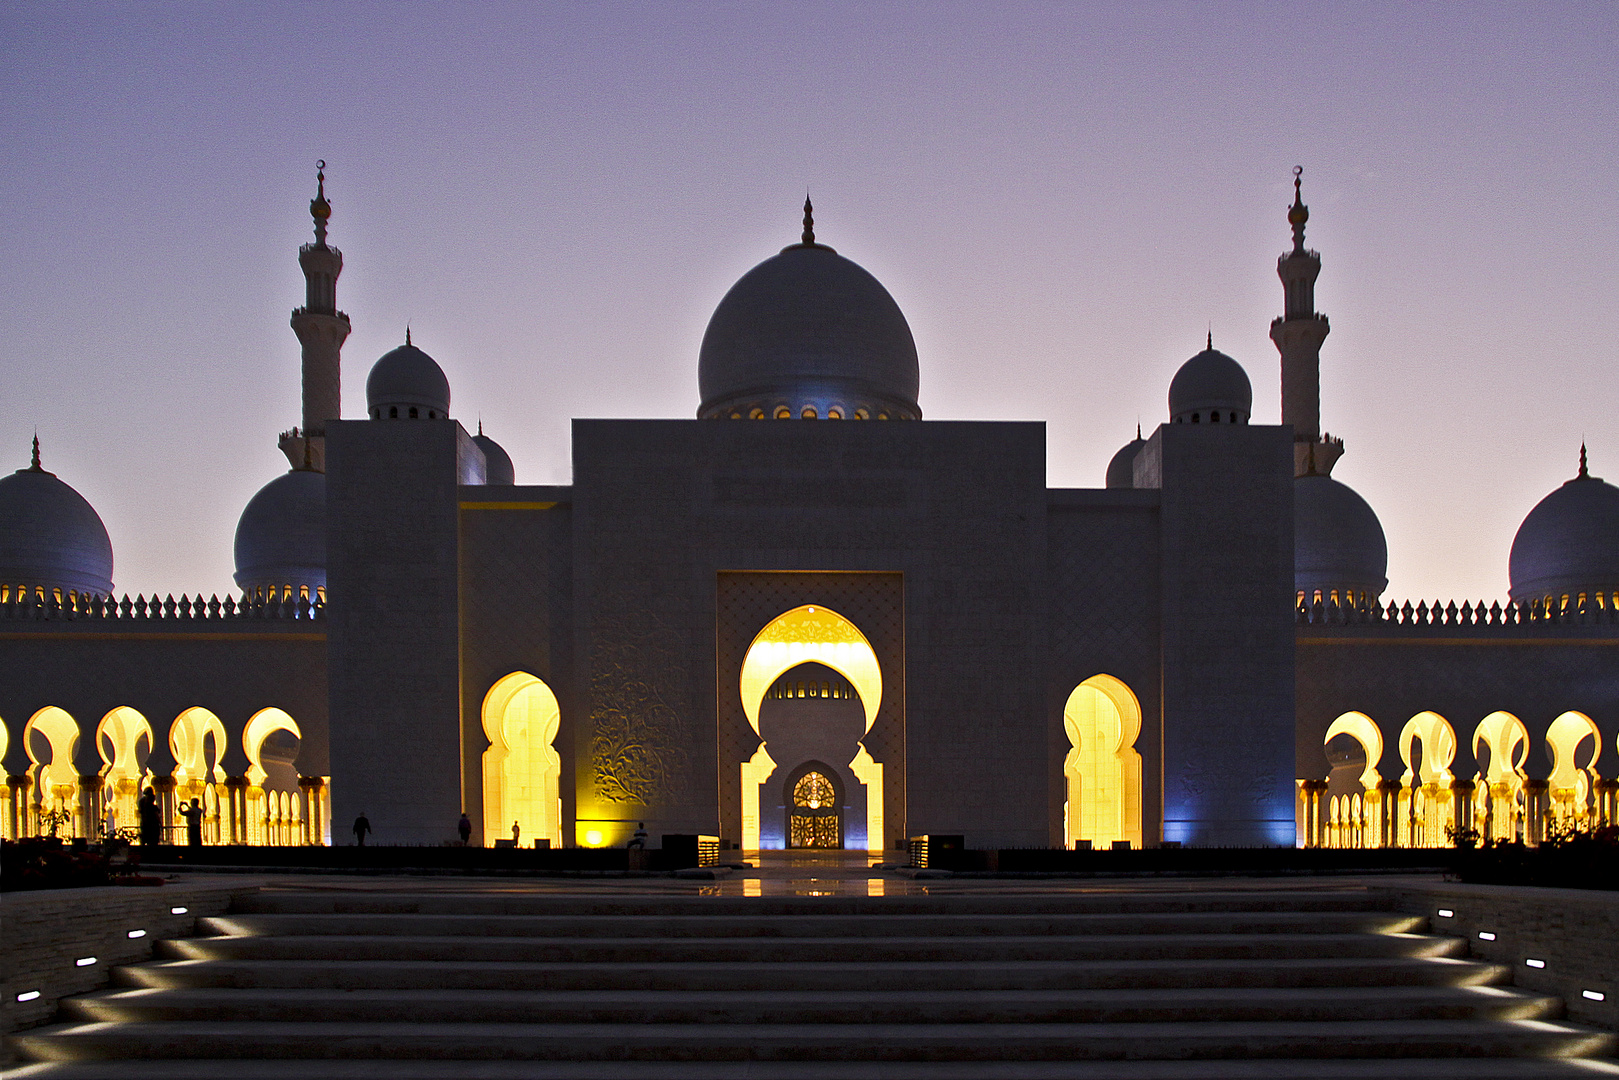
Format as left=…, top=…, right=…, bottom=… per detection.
left=310, top=160, right=332, bottom=221
left=405, top=325, right=412, bottom=347
left=1288, top=166, right=1309, bottom=253
left=802, top=193, right=815, bottom=246
left=1579, top=442, right=1589, bottom=478
left=29, top=433, right=42, bottom=472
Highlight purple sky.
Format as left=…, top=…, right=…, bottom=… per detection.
left=3, top=2, right=1615, bottom=603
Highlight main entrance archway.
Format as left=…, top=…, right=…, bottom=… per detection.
left=481, top=672, right=562, bottom=849
left=1062, top=674, right=1143, bottom=850
left=738, top=604, right=884, bottom=853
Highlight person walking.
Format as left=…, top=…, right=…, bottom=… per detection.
left=458, top=812, right=472, bottom=846
left=352, top=811, right=371, bottom=846
left=183, top=799, right=204, bottom=847
left=137, top=788, right=161, bottom=845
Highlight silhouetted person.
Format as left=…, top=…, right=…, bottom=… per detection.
left=628, top=822, right=647, bottom=850
left=183, top=798, right=204, bottom=847
left=511, top=820, right=521, bottom=845
left=458, top=812, right=472, bottom=845
left=352, top=811, right=371, bottom=846
left=137, top=788, right=161, bottom=845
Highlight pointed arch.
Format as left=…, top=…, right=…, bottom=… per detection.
left=1062, top=674, right=1143, bottom=850
left=1546, top=711, right=1602, bottom=826
left=740, top=606, right=881, bottom=736
left=481, top=672, right=562, bottom=848
left=96, top=707, right=154, bottom=834
left=23, top=707, right=80, bottom=834
left=243, top=708, right=301, bottom=787
left=1398, top=711, right=1456, bottom=786
left=1473, top=712, right=1530, bottom=785
left=170, top=708, right=227, bottom=787
left=1325, top=712, right=1383, bottom=788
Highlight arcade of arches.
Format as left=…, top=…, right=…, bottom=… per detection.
left=3, top=705, right=328, bottom=846
left=1302, top=708, right=1616, bottom=848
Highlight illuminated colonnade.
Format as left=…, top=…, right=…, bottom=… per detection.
left=2, top=704, right=327, bottom=844
left=1299, top=708, right=1613, bottom=849
left=480, top=672, right=563, bottom=849
left=737, top=605, right=885, bottom=853
left=1061, top=674, right=1143, bottom=850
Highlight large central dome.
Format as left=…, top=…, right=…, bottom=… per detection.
left=697, top=211, right=920, bottom=421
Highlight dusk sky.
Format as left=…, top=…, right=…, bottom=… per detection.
left=3, top=2, right=1614, bottom=603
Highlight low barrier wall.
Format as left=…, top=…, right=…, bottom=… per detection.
left=1, top=878, right=261, bottom=1046
left=1379, top=879, right=1619, bottom=1030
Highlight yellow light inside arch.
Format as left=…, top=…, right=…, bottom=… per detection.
left=584, top=829, right=604, bottom=846
left=738, top=605, right=881, bottom=737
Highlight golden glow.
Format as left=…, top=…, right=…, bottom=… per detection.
left=848, top=743, right=885, bottom=855
left=1398, top=712, right=1456, bottom=787
left=739, top=742, right=779, bottom=851
left=1546, top=711, right=1602, bottom=825
left=584, top=828, right=604, bottom=846
left=481, top=672, right=562, bottom=848
left=1473, top=712, right=1529, bottom=787
left=789, top=770, right=839, bottom=847
left=243, top=709, right=301, bottom=787
left=170, top=708, right=227, bottom=787
left=1062, top=674, right=1143, bottom=850
left=25, top=705, right=79, bottom=793
left=1325, top=712, right=1384, bottom=789
left=739, top=605, right=881, bottom=736
left=96, top=707, right=154, bottom=834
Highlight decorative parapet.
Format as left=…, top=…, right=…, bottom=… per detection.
left=0, top=586, right=323, bottom=623
left=1296, top=595, right=1618, bottom=630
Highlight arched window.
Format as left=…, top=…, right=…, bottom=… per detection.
left=408, top=407, right=419, bottom=419
left=389, top=406, right=398, bottom=418
left=774, top=406, right=792, bottom=419
left=750, top=407, right=766, bottom=420
left=827, top=407, right=844, bottom=419
left=1210, top=412, right=1220, bottom=423
left=801, top=405, right=817, bottom=419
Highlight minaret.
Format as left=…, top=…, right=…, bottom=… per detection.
left=1269, top=167, right=1341, bottom=477
left=279, top=161, right=351, bottom=471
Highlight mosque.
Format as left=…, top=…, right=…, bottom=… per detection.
left=1, top=169, right=1615, bottom=855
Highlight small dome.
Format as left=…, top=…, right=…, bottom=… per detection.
left=697, top=234, right=920, bottom=421
left=1168, top=344, right=1252, bottom=425
left=233, top=469, right=326, bottom=596
left=0, top=448, right=113, bottom=597
left=1295, top=473, right=1388, bottom=603
left=473, top=430, right=515, bottom=485
left=1106, top=432, right=1147, bottom=488
left=367, top=338, right=450, bottom=420
left=1509, top=455, right=1619, bottom=606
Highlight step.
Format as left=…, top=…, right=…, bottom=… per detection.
left=198, top=910, right=1423, bottom=940
left=59, top=985, right=1563, bottom=1026
left=229, top=890, right=1395, bottom=918
left=116, top=955, right=1509, bottom=993
left=13, top=1018, right=1614, bottom=1062
left=158, top=931, right=1464, bottom=965
left=9, top=1059, right=1619, bottom=1080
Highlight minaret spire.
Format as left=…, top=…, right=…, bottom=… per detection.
left=30, top=433, right=41, bottom=471
left=1579, top=442, right=1589, bottom=478
left=802, top=193, right=815, bottom=246
left=282, top=160, right=352, bottom=471
left=1270, top=166, right=1338, bottom=477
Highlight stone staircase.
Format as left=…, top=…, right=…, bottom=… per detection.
left=8, top=886, right=1616, bottom=1078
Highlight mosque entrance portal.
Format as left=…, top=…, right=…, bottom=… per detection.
left=719, top=577, right=904, bottom=856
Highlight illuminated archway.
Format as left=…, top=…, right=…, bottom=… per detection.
left=1473, top=711, right=1529, bottom=843
left=738, top=606, right=884, bottom=853
left=243, top=709, right=302, bottom=846
left=24, top=707, right=80, bottom=835
left=1398, top=712, right=1456, bottom=847
left=1324, top=712, right=1383, bottom=789
left=1062, top=674, right=1143, bottom=850
left=1321, top=712, right=1384, bottom=849
left=1545, top=711, right=1602, bottom=827
left=171, top=708, right=228, bottom=845
left=170, top=708, right=227, bottom=786
left=96, top=707, right=154, bottom=837
left=481, top=672, right=562, bottom=848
